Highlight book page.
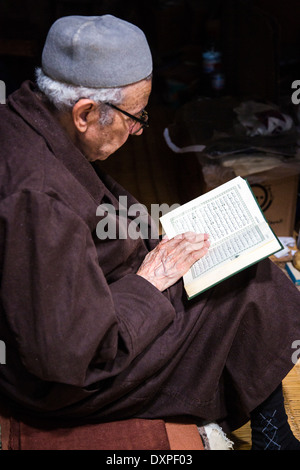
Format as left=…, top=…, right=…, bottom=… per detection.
left=160, top=176, right=281, bottom=283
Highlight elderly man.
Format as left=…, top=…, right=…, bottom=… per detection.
left=0, top=15, right=300, bottom=450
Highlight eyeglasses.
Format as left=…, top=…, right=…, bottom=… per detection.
left=105, top=102, right=149, bottom=135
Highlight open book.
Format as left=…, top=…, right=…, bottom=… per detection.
left=160, top=176, right=282, bottom=299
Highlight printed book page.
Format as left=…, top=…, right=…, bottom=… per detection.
left=160, top=176, right=282, bottom=298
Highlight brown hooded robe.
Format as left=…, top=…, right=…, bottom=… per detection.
left=0, top=81, right=300, bottom=432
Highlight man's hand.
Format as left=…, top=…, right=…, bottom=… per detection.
left=137, top=232, right=210, bottom=291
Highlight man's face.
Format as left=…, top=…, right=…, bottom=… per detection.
left=76, top=78, right=152, bottom=162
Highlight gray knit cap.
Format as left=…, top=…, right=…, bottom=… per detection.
left=41, top=15, right=153, bottom=88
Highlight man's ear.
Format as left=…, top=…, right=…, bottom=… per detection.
left=72, top=99, right=97, bottom=132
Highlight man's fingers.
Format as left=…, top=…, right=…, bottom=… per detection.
left=163, top=232, right=210, bottom=256
left=173, top=231, right=210, bottom=243
left=189, top=244, right=210, bottom=262
left=158, top=232, right=210, bottom=272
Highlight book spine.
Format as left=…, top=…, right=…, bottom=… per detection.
left=285, top=263, right=300, bottom=285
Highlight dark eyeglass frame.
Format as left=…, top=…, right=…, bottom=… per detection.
left=105, top=102, right=149, bottom=133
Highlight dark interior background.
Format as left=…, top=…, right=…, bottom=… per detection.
left=1, top=0, right=300, bottom=105
left=1, top=0, right=300, bottom=227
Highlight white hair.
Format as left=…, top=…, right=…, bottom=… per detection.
left=35, top=67, right=124, bottom=124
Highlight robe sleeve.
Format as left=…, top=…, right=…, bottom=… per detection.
left=0, top=190, right=176, bottom=386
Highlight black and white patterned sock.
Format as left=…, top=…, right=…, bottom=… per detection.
left=250, top=383, right=300, bottom=450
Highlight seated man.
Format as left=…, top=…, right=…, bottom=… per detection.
left=0, top=15, right=300, bottom=450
